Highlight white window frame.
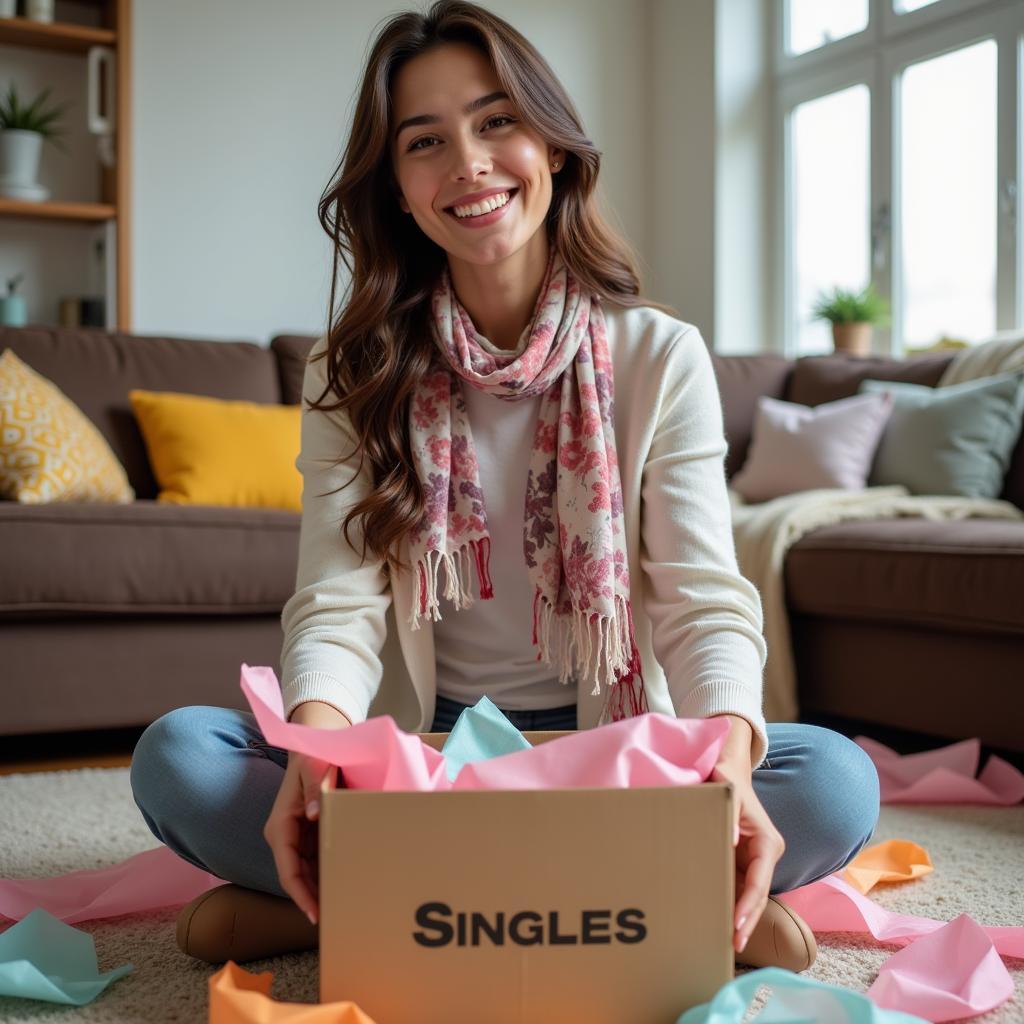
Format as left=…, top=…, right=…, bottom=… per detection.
left=773, top=0, right=1023, bottom=357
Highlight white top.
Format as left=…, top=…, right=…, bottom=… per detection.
left=279, top=299, right=771, bottom=767
left=432, top=333, right=578, bottom=710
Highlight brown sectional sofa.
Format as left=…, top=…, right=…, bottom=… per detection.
left=2, top=327, right=1022, bottom=752
left=713, top=351, right=1024, bottom=754
left=0, top=327, right=311, bottom=736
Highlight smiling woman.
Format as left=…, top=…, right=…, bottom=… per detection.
left=312, top=0, right=656, bottom=575
left=128, top=0, right=881, bottom=976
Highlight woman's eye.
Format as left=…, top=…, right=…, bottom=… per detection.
left=407, top=115, right=515, bottom=152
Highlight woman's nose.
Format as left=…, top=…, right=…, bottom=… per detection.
left=449, top=132, right=492, bottom=180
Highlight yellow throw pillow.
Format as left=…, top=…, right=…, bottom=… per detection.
left=0, top=348, right=135, bottom=504
left=128, top=389, right=302, bottom=511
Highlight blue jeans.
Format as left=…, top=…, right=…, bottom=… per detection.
left=130, top=696, right=879, bottom=900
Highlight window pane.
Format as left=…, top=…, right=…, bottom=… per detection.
left=792, top=85, right=871, bottom=356
left=900, top=41, right=997, bottom=349
left=788, top=0, right=868, bottom=57
left=894, top=0, right=941, bottom=13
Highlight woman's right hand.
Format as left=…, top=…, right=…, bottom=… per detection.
left=263, top=702, right=351, bottom=925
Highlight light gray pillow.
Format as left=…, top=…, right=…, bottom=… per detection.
left=857, top=371, right=1024, bottom=497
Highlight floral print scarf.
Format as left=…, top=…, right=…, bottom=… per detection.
left=407, top=244, right=648, bottom=725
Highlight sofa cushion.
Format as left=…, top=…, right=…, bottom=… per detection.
left=0, top=328, right=283, bottom=499
left=129, top=390, right=303, bottom=511
left=0, top=349, right=134, bottom=505
left=271, top=334, right=318, bottom=405
left=859, top=371, right=1024, bottom=498
left=784, top=352, right=954, bottom=406
left=785, top=517, right=1024, bottom=634
left=784, top=350, right=1024, bottom=510
left=730, top=391, right=894, bottom=502
left=710, top=354, right=792, bottom=479
left=0, top=501, right=300, bottom=615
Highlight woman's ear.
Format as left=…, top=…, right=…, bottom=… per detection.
left=397, top=192, right=410, bottom=214
left=549, top=147, right=565, bottom=172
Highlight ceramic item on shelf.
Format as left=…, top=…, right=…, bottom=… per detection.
left=0, top=295, right=27, bottom=327
left=0, top=130, right=51, bottom=201
left=26, top=0, right=55, bottom=22
left=0, top=1, right=18, bottom=19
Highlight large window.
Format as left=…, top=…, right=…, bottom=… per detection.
left=776, top=0, right=1023, bottom=356
left=900, top=40, right=998, bottom=348
left=792, top=86, right=871, bottom=355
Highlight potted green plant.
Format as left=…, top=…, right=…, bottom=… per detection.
left=810, top=283, right=891, bottom=357
left=0, top=81, right=72, bottom=202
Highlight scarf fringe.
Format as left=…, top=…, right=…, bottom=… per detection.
left=532, top=589, right=647, bottom=724
left=409, top=538, right=494, bottom=628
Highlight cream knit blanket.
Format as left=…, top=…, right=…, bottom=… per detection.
left=729, top=485, right=1023, bottom=723
left=939, top=329, right=1024, bottom=386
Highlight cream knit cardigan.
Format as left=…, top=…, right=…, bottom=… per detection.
left=279, top=301, right=771, bottom=768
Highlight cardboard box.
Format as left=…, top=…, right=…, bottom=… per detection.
left=319, top=729, right=735, bottom=1023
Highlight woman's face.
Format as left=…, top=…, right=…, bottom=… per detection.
left=389, top=42, right=563, bottom=266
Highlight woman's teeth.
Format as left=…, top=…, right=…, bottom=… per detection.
left=451, top=190, right=513, bottom=218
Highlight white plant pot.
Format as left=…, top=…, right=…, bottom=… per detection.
left=0, top=130, right=50, bottom=201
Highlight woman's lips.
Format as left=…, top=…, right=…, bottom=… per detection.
left=445, top=188, right=518, bottom=228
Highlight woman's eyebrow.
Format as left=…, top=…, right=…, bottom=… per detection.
left=393, top=90, right=510, bottom=142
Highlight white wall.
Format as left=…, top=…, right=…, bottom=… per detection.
left=3, top=0, right=772, bottom=351
left=647, top=0, right=716, bottom=339
left=714, top=0, right=775, bottom=354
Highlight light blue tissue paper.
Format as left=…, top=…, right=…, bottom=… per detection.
left=439, top=695, right=532, bottom=781
left=676, top=967, right=928, bottom=1024
left=0, top=907, right=132, bottom=1005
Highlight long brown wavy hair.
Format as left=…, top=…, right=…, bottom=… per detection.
left=312, top=0, right=669, bottom=576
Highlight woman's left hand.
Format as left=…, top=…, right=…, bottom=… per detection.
left=709, top=715, right=786, bottom=955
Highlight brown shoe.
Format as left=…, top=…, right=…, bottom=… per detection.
left=176, top=883, right=318, bottom=964
left=735, top=895, right=817, bottom=973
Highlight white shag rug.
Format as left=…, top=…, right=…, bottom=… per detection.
left=0, top=766, right=1021, bottom=1023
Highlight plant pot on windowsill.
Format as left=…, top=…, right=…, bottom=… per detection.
left=832, top=321, right=873, bottom=356
left=811, top=283, right=891, bottom=359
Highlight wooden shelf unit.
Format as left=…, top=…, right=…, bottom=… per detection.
left=0, top=0, right=132, bottom=329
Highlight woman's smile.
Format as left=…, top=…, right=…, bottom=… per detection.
left=444, top=187, right=519, bottom=228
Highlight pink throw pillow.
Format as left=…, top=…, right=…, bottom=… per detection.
left=730, top=391, right=894, bottom=503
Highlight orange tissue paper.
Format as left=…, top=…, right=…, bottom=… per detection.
left=208, top=961, right=376, bottom=1023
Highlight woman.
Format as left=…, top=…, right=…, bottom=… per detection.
left=130, top=0, right=879, bottom=971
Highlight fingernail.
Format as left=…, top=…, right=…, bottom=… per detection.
left=738, top=933, right=748, bottom=953
left=306, top=800, right=319, bottom=818
left=307, top=909, right=317, bottom=926
left=733, top=824, right=740, bottom=846
left=736, top=913, right=747, bottom=932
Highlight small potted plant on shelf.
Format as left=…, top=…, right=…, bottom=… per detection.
left=810, top=282, right=891, bottom=357
left=0, top=81, right=72, bottom=202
